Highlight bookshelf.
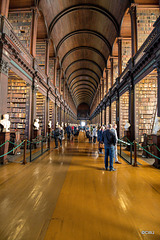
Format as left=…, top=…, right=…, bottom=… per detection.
left=108, top=69, right=111, bottom=90
left=111, top=101, right=116, bottom=124
left=135, top=75, right=157, bottom=143
left=106, top=106, right=109, bottom=125
left=49, top=59, right=54, bottom=85
left=49, top=100, right=54, bottom=128
left=36, top=92, right=45, bottom=135
left=113, top=58, right=118, bottom=84
left=120, top=91, right=129, bottom=138
left=7, top=78, right=30, bottom=139
left=137, top=8, right=159, bottom=50
left=122, top=40, right=131, bottom=71
left=56, top=70, right=60, bottom=88
left=36, top=41, right=46, bottom=71
left=8, top=12, right=32, bottom=51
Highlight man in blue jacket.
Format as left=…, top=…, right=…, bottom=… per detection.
left=102, top=124, right=116, bottom=171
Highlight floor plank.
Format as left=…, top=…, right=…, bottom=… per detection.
left=0, top=141, right=160, bottom=240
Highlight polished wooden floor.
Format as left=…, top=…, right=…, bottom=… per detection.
left=0, top=140, right=160, bottom=240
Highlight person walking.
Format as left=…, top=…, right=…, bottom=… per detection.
left=92, top=126, right=97, bottom=143
left=66, top=124, right=72, bottom=140
left=98, top=126, right=103, bottom=153
left=102, top=124, right=116, bottom=171
left=111, top=123, right=122, bottom=164
left=58, top=126, right=63, bottom=146
left=54, top=125, right=60, bottom=149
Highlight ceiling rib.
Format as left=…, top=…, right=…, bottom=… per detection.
left=56, top=29, right=112, bottom=55
left=67, top=68, right=100, bottom=83
left=48, top=4, right=119, bottom=35
left=64, top=59, right=103, bottom=76
left=61, top=46, right=106, bottom=66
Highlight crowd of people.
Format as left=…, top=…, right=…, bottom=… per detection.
left=52, top=122, right=122, bottom=171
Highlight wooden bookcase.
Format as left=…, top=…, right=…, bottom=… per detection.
left=111, top=101, right=116, bottom=124
left=120, top=91, right=129, bottom=138
left=49, top=100, right=54, bottom=128
left=135, top=76, right=157, bottom=143
left=8, top=12, right=32, bottom=51
left=7, top=78, right=30, bottom=139
left=137, top=8, right=159, bottom=50
left=36, top=92, right=45, bottom=135
left=122, top=40, right=131, bottom=71
left=36, top=41, right=46, bottom=71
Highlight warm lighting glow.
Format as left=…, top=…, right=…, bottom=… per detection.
left=81, top=121, right=86, bottom=127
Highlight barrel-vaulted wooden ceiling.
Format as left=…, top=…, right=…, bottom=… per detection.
left=40, top=0, right=130, bottom=107
left=9, top=0, right=159, bottom=108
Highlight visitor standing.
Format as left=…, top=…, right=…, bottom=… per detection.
left=102, top=124, right=116, bottom=171
left=54, top=125, right=60, bottom=149
left=111, top=124, right=122, bottom=164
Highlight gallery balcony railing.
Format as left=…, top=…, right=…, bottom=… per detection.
left=90, top=16, right=160, bottom=120
left=0, top=16, right=33, bottom=67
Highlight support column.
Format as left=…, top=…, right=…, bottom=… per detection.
left=0, top=0, right=10, bottom=18
left=53, top=58, right=58, bottom=87
left=54, top=100, right=57, bottom=129
left=101, top=108, right=103, bottom=126
left=116, top=88, right=120, bottom=138
left=105, top=69, right=109, bottom=94
left=45, top=39, right=50, bottom=77
left=0, top=59, right=9, bottom=116
left=129, top=4, right=138, bottom=57
left=63, top=79, right=65, bottom=99
left=45, top=91, right=49, bottom=135
left=64, top=106, right=66, bottom=126
left=30, top=8, right=39, bottom=57
left=59, top=69, right=62, bottom=95
left=109, top=99, right=111, bottom=124
left=99, top=86, right=101, bottom=103
left=60, top=104, right=62, bottom=125
left=157, top=63, right=160, bottom=117
left=104, top=104, right=106, bottom=125
left=129, top=75, right=135, bottom=142
left=110, top=58, right=113, bottom=86
left=117, top=38, right=122, bottom=76
left=102, top=78, right=104, bottom=99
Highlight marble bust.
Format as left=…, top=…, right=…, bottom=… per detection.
left=33, top=119, right=40, bottom=130
left=153, top=117, right=160, bottom=135
left=0, top=114, right=10, bottom=132
left=48, top=121, right=52, bottom=129
left=124, top=121, right=131, bottom=131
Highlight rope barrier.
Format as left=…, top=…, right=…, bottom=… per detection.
left=136, top=143, right=160, bottom=160
left=118, top=139, right=132, bottom=146
left=0, top=140, right=9, bottom=148
left=0, top=141, right=24, bottom=158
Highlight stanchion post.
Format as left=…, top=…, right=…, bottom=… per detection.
left=41, top=139, right=43, bottom=154
left=130, top=143, right=132, bottom=165
left=23, top=139, right=27, bottom=165
left=133, top=140, right=138, bottom=166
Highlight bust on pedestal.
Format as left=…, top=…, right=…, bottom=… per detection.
left=33, top=119, right=41, bottom=139
left=0, top=114, right=10, bottom=164
left=151, top=116, right=160, bottom=168
left=124, top=121, right=131, bottom=149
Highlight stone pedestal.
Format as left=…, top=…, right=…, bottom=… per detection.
left=124, top=130, right=131, bottom=150
left=151, top=134, right=160, bottom=169
left=8, top=131, right=21, bottom=154
left=33, top=129, right=41, bottom=139
left=0, top=132, right=10, bottom=164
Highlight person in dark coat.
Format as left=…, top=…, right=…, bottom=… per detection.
left=102, top=124, right=116, bottom=171
left=97, top=126, right=103, bottom=154
left=54, top=125, right=60, bottom=149
left=66, top=124, right=72, bottom=140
